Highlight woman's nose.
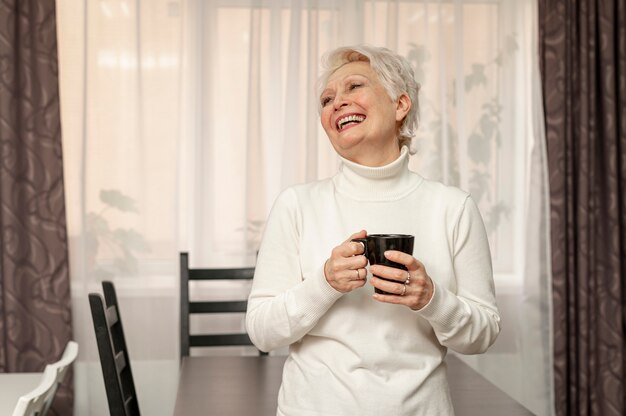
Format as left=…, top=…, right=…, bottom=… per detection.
left=333, top=95, right=349, bottom=111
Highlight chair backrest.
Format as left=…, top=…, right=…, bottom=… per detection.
left=40, top=340, right=79, bottom=416
left=12, top=366, right=57, bottom=416
left=180, top=252, right=266, bottom=358
left=89, top=281, right=140, bottom=416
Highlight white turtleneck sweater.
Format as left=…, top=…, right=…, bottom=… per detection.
left=246, top=147, right=500, bottom=416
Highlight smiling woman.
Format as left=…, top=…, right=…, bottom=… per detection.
left=318, top=46, right=420, bottom=151
left=246, top=45, right=501, bottom=416
left=317, top=47, right=417, bottom=167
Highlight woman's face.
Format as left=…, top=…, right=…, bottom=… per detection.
left=319, top=61, right=410, bottom=166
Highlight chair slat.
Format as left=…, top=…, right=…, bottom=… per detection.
left=188, top=268, right=255, bottom=280
left=114, top=350, right=127, bottom=373
left=181, top=252, right=267, bottom=357
left=189, top=300, right=247, bottom=314
left=106, top=305, right=119, bottom=326
left=190, top=333, right=254, bottom=347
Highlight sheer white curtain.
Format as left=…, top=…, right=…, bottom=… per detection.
left=57, top=0, right=552, bottom=415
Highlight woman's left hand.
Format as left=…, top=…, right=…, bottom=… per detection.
left=369, top=250, right=434, bottom=310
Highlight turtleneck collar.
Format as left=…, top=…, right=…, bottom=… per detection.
left=333, top=146, right=422, bottom=201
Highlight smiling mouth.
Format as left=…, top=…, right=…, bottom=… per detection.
left=336, top=114, right=366, bottom=131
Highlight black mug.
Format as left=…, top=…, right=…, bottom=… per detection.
left=352, top=234, right=415, bottom=295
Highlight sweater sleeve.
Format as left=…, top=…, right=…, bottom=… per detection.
left=245, top=188, right=344, bottom=352
left=417, top=195, right=501, bottom=354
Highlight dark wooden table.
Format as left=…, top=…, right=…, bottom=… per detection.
left=173, top=354, right=532, bottom=416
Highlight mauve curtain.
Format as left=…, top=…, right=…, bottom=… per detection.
left=0, top=0, right=73, bottom=415
left=538, top=0, right=626, bottom=415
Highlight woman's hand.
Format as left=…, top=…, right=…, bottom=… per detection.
left=369, top=250, right=434, bottom=310
left=324, top=230, right=369, bottom=293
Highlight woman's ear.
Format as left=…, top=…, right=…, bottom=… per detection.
left=395, top=93, right=412, bottom=121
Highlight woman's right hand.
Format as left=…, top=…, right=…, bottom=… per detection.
left=324, top=230, right=368, bottom=293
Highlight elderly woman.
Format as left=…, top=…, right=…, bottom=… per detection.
left=246, top=45, right=500, bottom=415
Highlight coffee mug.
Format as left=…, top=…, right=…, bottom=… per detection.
left=352, top=234, right=415, bottom=295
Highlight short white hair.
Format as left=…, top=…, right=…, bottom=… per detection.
left=318, top=45, right=420, bottom=151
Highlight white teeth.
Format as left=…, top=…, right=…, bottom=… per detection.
left=337, top=114, right=365, bottom=130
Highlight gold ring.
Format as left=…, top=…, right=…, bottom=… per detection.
left=401, top=285, right=407, bottom=296
left=355, top=269, right=359, bottom=279
left=404, top=272, right=411, bottom=285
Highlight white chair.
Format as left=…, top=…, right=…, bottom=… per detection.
left=9, top=340, right=79, bottom=416
left=11, top=366, right=56, bottom=416
left=41, top=341, right=79, bottom=415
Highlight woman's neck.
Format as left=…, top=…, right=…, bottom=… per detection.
left=333, top=146, right=421, bottom=201
left=341, top=142, right=401, bottom=167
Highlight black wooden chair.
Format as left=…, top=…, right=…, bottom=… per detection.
left=180, top=252, right=267, bottom=358
left=89, top=281, right=140, bottom=416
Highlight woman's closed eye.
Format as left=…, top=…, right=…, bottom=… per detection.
left=320, top=83, right=362, bottom=107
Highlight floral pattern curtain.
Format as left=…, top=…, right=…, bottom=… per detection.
left=0, top=0, right=73, bottom=414
left=539, top=0, right=626, bottom=415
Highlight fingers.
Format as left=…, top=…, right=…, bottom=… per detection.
left=372, top=292, right=410, bottom=306
left=383, top=250, right=423, bottom=271
left=326, top=256, right=367, bottom=278
left=331, top=242, right=365, bottom=260
left=369, top=264, right=409, bottom=283
left=324, top=260, right=367, bottom=293
left=370, top=275, right=407, bottom=294
left=338, top=230, right=367, bottom=256
left=324, top=230, right=368, bottom=293
left=372, top=277, right=433, bottom=310
left=343, top=229, right=367, bottom=244
left=369, top=253, right=434, bottom=310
